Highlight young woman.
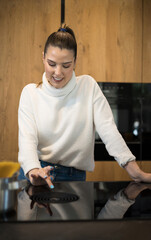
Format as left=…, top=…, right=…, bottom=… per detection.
left=18, top=25, right=151, bottom=188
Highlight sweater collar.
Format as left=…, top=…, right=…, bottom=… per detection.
left=42, top=72, right=76, bottom=97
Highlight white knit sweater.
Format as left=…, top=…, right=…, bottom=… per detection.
left=18, top=72, right=135, bottom=175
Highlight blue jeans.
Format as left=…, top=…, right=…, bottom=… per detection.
left=18, top=160, right=86, bottom=182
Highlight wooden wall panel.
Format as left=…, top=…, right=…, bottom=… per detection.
left=0, top=0, right=60, bottom=162
left=86, top=161, right=151, bottom=181
left=86, top=161, right=132, bottom=181
left=65, top=0, right=142, bottom=83
left=143, top=0, right=151, bottom=83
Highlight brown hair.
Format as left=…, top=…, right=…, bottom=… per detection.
left=44, top=25, right=77, bottom=60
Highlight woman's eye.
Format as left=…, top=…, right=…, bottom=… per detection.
left=49, top=63, right=56, bottom=67
left=63, top=65, right=70, bottom=68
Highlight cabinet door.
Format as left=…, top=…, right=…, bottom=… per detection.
left=0, top=0, right=60, bottom=162
left=86, top=161, right=151, bottom=181
left=143, top=0, right=151, bottom=83
left=66, top=0, right=142, bottom=83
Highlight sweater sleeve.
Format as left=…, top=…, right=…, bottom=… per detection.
left=18, top=86, right=41, bottom=175
left=93, top=82, right=136, bottom=167
left=97, top=189, right=135, bottom=219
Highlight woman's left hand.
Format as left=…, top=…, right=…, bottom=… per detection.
left=125, top=160, right=151, bottom=183
left=123, top=181, right=151, bottom=200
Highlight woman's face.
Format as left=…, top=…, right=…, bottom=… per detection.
left=43, top=45, right=76, bottom=89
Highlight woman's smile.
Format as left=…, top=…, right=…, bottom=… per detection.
left=52, top=76, right=64, bottom=82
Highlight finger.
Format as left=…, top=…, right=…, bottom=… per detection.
left=50, top=175, right=54, bottom=181
left=44, top=166, right=54, bottom=174
left=30, top=200, right=35, bottom=209
left=43, top=175, right=48, bottom=179
left=46, top=204, right=53, bottom=216
left=37, top=203, right=53, bottom=216
left=38, top=171, right=54, bottom=189
left=45, top=175, right=54, bottom=189
left=44, top=178, right=54, bottom=189
left=40, top=166, right=54, bottom=179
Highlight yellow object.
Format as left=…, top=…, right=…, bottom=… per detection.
left=0, top=162, right=20, bottom=178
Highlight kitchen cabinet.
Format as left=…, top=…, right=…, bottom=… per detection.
left=86, top=161, right=151, bottom=181
left=143, top=0, right=151, bottom=83
left=86, top=161, right=131, bottom=181
left=0, top=0, right=60, bottom=162
left=65, top=0, right=142, bottom=83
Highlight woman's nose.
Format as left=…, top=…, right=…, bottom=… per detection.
left=55, top=65, right=62, bottom=76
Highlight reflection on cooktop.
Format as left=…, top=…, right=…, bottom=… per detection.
left=1, top=181, right=151, bottom=222
left=30, top=191, right=79, bottom=204
left=17, top=182, right=94, bottom=221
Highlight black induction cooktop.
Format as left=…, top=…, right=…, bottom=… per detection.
left=1, top=181, right=151, bottom=222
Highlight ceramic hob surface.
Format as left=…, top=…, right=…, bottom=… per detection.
left=1, top=181, right=151, bottom=222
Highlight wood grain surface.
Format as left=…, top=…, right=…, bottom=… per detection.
left=0, top=0, right=60, bottom=162
left=143, top=0, right=151, bottom=82
left=65, top=0, right=143, bottom=83
left=86, top=161, right=151, bottom=181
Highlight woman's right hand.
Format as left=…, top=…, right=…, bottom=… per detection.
left=27, top=166, right=54, bottom=189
